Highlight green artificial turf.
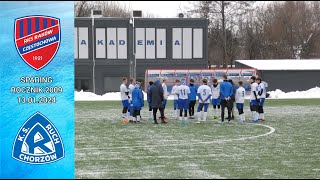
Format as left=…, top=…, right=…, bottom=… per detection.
left=75, top=99, right=320, bottom=179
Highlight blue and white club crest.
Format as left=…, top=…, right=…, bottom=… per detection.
left=12, top=112, right=64, bottom=164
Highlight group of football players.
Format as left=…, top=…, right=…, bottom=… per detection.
left=120, top=74, right=266, bottom=124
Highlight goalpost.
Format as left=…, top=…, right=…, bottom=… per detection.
left=145, top=68, right=258, bottom=94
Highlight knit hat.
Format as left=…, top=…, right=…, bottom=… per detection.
left=181, top=79, right=186, bottom=85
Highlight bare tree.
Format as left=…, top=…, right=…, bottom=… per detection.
left=75, top=1, right=155, bottom=18
left=188, top=1, right=255, bottom=67
left=98, top=1, right=130, bottom=17
left=240, top=1, right=320, bottom=60
left=187, top=1, right=320, bottom=63
left=74, top=1, right=93, bottom=17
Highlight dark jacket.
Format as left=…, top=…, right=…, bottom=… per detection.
left=229, top=81, right=236, bottom=102
left=150, top=80, right=164, bottom=109
left=147, top=86, right=151, bottom=105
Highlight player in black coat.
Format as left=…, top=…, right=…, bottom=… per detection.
left=149, top=80, right=167, bottom=124
left=228, top=79, right=236, bottom=120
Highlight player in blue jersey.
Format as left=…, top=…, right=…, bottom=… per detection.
left=220, top=75, right=233, bottom=123
left=132, top=83, right=144, bottom=123
left=188, top=79, right=198, bottom=119
left=137, top=80, right=144, bottom=120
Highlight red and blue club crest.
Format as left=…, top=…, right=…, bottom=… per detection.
left=14, top=15, right=60, bottom=70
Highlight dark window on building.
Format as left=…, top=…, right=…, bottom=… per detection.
left=75, top=79, right=90, bottom=92
left=81, top=79, right=90, bottom=91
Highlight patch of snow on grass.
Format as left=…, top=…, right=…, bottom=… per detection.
left=75, top=87, right=320, bottom=101
left=268, top=87, right=320, bottom=99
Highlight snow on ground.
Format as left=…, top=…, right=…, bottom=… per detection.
left=235, top=59, right=320, bottom=70
left=75, top=87, right=320, bottom=101
left=268, top=87, right=320, bottom=99
left=75, top=90, right=176, bottom=101
left=75, top=90, right=148, bottom=101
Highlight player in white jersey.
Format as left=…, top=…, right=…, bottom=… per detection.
left=235, top=81, right=246, bottom=123
left=162, top=78, right=168, bottom=103
left=177, top=79, right=191, bottom=124
left=128, top=79, right=135, bottom=99
left=256, top=77, right=266, bottom=121
left=211, top=79, right=221, bottom=119
left=171, top=79, right=180, bottom=119
left=196, top=78, right=212, bottom=123
left=128, top=79, right=136, bottom=122
left=162, top=78, right=169, bottom=120
left=250, top=76, right=259, bottom=122
left=120, top=77, right=130, bottom=120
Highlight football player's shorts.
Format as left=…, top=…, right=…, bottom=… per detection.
left=259, top=98, right=265, bottom=106
left=174, top=100, right=179, bottom=110
left=212, top=98, right=221, bottom=106
left=122, top=100, right=129, bottom=108
left=178, top=99, right=189, bottom=110
left=236, top=103, right=244, bottom=110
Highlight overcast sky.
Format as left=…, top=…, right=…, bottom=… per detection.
left=118, top=1, right=272, bottom=18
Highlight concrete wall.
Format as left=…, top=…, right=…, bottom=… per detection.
left=75, top=17, right=208, bottom=95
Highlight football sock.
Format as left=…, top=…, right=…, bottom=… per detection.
left=148, top=111, right=152, bottom=119
left=251, top=111, right=255, bottom=121
left=203, top=112, right=207, bottom=121
left=197, top=112, right=201, bottom=121
left=184, top=117, right=188, bottom=124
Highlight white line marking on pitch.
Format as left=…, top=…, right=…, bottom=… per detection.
left=80, top=123, right=275, bottom=150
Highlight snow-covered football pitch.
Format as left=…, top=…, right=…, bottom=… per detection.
left=75, top=99, right=320, bottom=179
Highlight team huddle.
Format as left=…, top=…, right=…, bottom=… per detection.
left=120, top=75, right=266, bottom=124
